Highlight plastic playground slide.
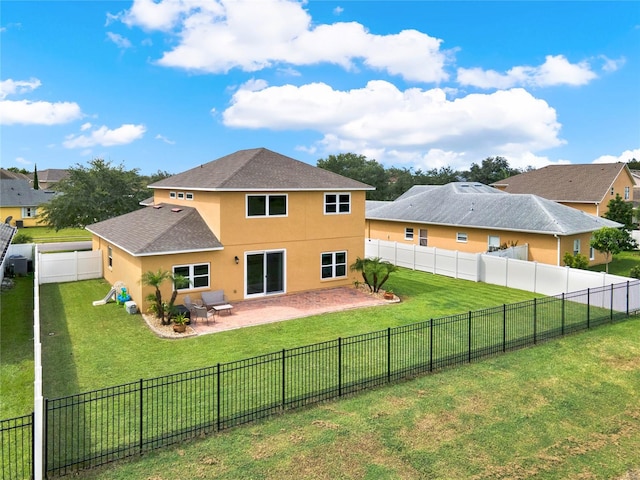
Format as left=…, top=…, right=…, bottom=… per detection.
left=92, top=287, right=117, bottom=306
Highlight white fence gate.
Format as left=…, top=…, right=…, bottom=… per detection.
left=38, top=250, right=102, bottom=284
left=365, top=239, right=633, bottom=296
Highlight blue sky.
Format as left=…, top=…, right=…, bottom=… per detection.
left=1, top=1, right=639, bottom=176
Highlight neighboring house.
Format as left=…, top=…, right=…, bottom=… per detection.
left=491, top=163, right=635, bottom=218
left=0, top=178, right=55, bottom=227
left=87, top=148, right=373, bottom=309
left=365, top=182, right=621, bottom=267
left=28, top=168, right=69, bottom=191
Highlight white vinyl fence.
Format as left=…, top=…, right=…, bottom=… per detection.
left=365, top=239, right=633, bottom=296
left=38, top=250, right=102, bottom=284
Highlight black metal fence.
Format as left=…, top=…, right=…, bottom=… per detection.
left=1, top=281, right=638, bottom=479
left=0, top=414, right=33, bottom=480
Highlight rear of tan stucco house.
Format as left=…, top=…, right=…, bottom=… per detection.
left=365, top=183, right=621, bottom=267
left=86, top=148, right=373, bottom=310
left=491, top=163, right=635, bottom=218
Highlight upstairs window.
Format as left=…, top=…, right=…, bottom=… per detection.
left=625, top=186, right=630, bottom=200
left=325, top=193, right=351, bottom=214
left=107, top=246, right=113, bottom=268
left=247, top=194, right=287, bottom=217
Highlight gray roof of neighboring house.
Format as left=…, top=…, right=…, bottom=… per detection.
left=366, top=182, right=622, bottom=236
left=491, top=163, right=632, bottom=203
left=86, top=204, right=223, bottom=256
left=29, top=169, right=69, bottom=184
left=149, top=147, right=374, bottom=192
left=0, top=179, right=56, bottom=207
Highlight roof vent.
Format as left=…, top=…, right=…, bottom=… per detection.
left=153, top=205, right=163, bottom=209
left=171, top=208, right=182, bottom=213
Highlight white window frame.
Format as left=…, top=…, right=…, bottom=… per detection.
left=405, top=227, right=414, bottom=241
left=246, top=194, right=288, bottom=218
left=324, top=192, right=351, bottom=215
left=590, top=247, right=595, bottom=261
left=169, top=191, right=177, bottom=199
left=625, top=186, right=630, bottom=200
left=488, top=235, right=500, bottom=252
left=22, top=207, right=37, bottom=218
left=573, top=239, right=581, bottom=255
left=186, top=192, right=194, bottom=200
left=419, top=229, right=428, bottom=246
left=321, top=251, right=347, bottom=280
left=456, top=232, right=468, bottom=243
left=173, top=263, right=210, bottom=291
left=107, top=246, right=113, bottom=269
left=611, top=187, right=615, bottom=196
left=177, top=192, right=185, bottom=200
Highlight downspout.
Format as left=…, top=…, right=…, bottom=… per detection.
left=554, top=234, right=561, bottom=266
left=595, top=202, right=600, bottom=217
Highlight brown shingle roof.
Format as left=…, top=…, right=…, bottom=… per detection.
left=492, top=163, right=631, bottom=203
left=149, top=148, right=374, bottom=191
left=86, top=204, right=223, bottom=256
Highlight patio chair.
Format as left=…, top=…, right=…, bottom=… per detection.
left=190, top=305, right=210, bottom=325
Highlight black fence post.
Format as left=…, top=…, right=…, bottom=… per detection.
left=281, top=349, right=286, bottom=410
left=627, top=281, right=630, bottom=316
left=468, top=311, right=472, bottom=363
left=338, top=338, right=342, bottom=397
left=429, top=319, right=433, bottom=372
left=502, top=304, right=506, bottom=353
left=139, top=379, right=143, bottom=455
left=43, top=398, right=48, bottom=479
left=387, top=328, right=391, bottom=383
left=533, top=298, right=537, bottom=344
left=561, top=293, right=565, bottom=335
left=587, top=288, right=591, bottom=329
left=610, top=283, right=614, bottom=322
left=216, top=363, right=221, bottom=432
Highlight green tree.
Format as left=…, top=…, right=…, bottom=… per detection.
left=590, top=227, right=637, bottom=273
left=464, top=156, right=520, bottom=184
left=39, top=158, right=148, bottom=229
left=418, top=166, right=460, bottom=185
left=626, top=158, right=640, bottom=170
left=7, top=167, right=29, bottom=175
left=604, top=193, right=634, bottom=230
left=317, top=153, right=388, bottom=200
left=349, top=257, right=398, bottom=293
left=32, top=164, right=39, bottom=190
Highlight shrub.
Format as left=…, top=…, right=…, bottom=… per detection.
left=12, top=232, right=33, bottom=244
left=563, top=252, right=589, bottom=269
left=630, top=266, right=640, bottom=279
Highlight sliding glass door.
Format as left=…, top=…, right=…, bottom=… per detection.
left=246, top=250, right=285, bottom=297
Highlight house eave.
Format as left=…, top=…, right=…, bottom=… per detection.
left=148, top=186, right=375, bottom=192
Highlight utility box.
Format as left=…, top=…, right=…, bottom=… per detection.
left=124, top=301, right=138, bottom=314
left=8, top=255, right=28, bottom=276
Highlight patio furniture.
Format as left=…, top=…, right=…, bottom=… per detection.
left=201, top=290, right=228, bottom=309
left=211, top=303, right=233, bottom=318
left=190, top=305, right=210, bottom=325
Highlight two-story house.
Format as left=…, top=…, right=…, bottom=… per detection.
left=87, top=148, right=373, bottom=309
left=491, top=163, right=635, bottom=218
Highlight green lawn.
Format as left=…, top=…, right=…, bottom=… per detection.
left=16, top=226, right=91, bottom=243
left=71, top=317, right=640, bottom=480
left=0, top=276, right=34, bottom=418
left=38, top=270, right=546, bottom=400
left=589, top=249, right=640, bottom=277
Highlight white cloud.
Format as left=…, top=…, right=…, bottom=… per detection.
left=599, top=55, right=626, bottom=73
left=106, top=32, right=132, bottom=49
left=155, top=134, right=175, bottom=144
left=223, top=80, right=564, bottom=171
left=120, top=0, right=449, bottom=82
left=63, top=124, right=146, bottom=148
left=15, top=157, right=31, bottom=166
left=457, top=55, right=597, bottom=89
left=0, top=78, right=42, bottom=99
left=0, top=99, right=82, bottom=125
left=592, top=148, right=640, bottom=164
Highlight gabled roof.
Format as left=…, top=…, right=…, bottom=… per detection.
left=0, top=179, right=56, bottom=207
left=30, top=169, right=69, bottom=184
left=149, top=148, right=374, bottom=192
left=0, top=169, right=30, bottom=181
left=491, top=163, right=633, bottom=203
left=366, top=182, right=621, bottom=236
left=86, top=204, right=223, bottom=257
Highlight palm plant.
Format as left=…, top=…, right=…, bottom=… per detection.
left=349, top=257, right=398, bottom=293
left=141, top=269, right=189, bottom=325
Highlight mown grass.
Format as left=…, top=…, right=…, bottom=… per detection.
left=589, top=249, right=640, bottom=277
left=71, top=317, right=640, bottom=480
left=0, top=275, right=34, bottom=418
left=39, top=270, right=544, bottom=399
left=16, top=226, right=91, bottom=243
